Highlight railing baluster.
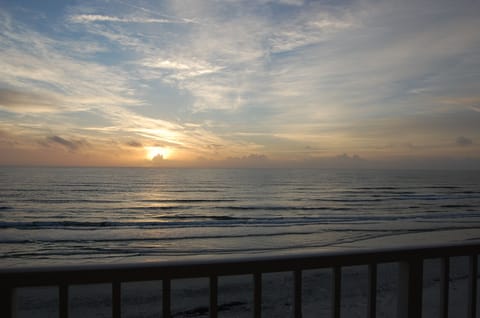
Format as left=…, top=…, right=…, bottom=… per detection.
left=59, top=284, right=69, bottom=318
left=468, top=255, right=478, bottom=318
left=163, top=279, right=171, bottom=318
left=294, top=270, right=302, bottom=318
left=332, top=266, right=341, bottom=318
left=112, top=281, right=121, bottom=318
left=439, top=257, right=449, bottom=318
left=397, top=259, right=423, bottom=318
left=254, top=273, right=262, bottom=318
left=367, top=264, right=377, bottom=318
left=210, top=276, right=218, bottom=318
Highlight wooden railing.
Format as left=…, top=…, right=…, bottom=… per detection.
left=0, top=242, right=479, bottom=318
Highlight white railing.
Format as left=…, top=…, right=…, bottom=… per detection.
left=1, top=243, right=479, bottom=318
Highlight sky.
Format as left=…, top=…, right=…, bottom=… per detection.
left=0, top=0, right=479, bottom=169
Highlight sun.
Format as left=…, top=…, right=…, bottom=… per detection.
left=145, top=147, right=171, bottom=160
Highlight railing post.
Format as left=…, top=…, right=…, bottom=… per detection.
left=112, top=281, right=121, bottom=318
left=294, top=270, right=302, bottom=318
left=397, top=258, right=423, bottom=318
left=0, top=286, right=13, bottom=318
left=163, top=279, right=171, bottom=318
left=367, top=263, right=377, bottom=318
left=332, top=267, right=341, bottom=318
left=59, top=284, right=69, bottom=318
left=439, top=257, right=449, bottom=318
left=210, top=276, right=218, bottom=318
left=254, top=273, right=262, bottom=318
left=468, top=255, right=477, bottom=318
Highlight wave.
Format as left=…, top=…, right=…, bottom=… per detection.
left=0, top=217, right=350, bottom=230
left=440, top=204, right=475, bottom=208
left=129, top=206, right=191, bottom=211
left=4, top=224, right=480, bottom=260
left=139, top=199, right=236, bottom=203
left=217, top=205, right=353, bottom=211
left=5, top=224, right=480, bottom=246
left=161, top=189, right=221, bottom=193
left=22, top=199, right=123, bottom=204
left=2, top=211, right=480, bottom=230
left=0, top=230, right=322, bottom=244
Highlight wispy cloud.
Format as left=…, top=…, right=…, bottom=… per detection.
left=69, top=14, right=192, bottom=24
left=0, top=88, right=60, bottom=113
left=0, top=13, right=140, bottom=112
left=140, top=58, right=223, bottom=81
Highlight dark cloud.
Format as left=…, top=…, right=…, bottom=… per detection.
left=126, top=140, right=143, bottom=147
left=302, top=153, right=368, bottom=169
left=227, top=154, right=268, bottom=161
left=456, top=136, right=473, bottom=147
left=0, top=88, right=59, bottom=112
left=335, top=153, right=363, bottom=161
left=245, top=154, right=268, bottom=161
left=46, top=136, right=87, bottom=152
left=152, top=154, right=164, bottom=162
left=220, top=154, right=269, bottom=167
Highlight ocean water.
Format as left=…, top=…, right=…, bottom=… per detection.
left=1, top=167, right=480, bottom=267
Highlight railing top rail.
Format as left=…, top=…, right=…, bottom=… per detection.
left=1, top=242, right=479, bottom=287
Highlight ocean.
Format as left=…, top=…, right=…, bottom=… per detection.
left=1, top=167, right=480, bottom=267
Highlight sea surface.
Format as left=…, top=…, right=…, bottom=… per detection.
left=1, top=167, right=480, bottom=267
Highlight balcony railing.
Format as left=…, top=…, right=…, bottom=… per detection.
left=0, top=242, right=479, bottom=318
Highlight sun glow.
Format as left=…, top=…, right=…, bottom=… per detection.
left=145, top=147, right=171, bottom=160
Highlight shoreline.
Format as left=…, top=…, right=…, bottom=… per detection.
left=3, top=227, right=480, bottom=269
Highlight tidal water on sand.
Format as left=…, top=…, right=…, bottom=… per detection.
left=1, top=167, right=480, bottom=267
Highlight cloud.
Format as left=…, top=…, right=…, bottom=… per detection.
left=456, top=136, right=473, bottom=147
left=268, top=11, right=355, bottom=53
left=151, top=154, right=164, bottom=162
left=45, top=136, right=88, bottom=152
left=228, top=154, right=268, bottom=161
left=335, top=153, right=363, bottom=162
left=0, top=10, right=211, bottom=156
left=0, top=11, right=141, bottom=114
left=191, top=153, right=271, bottom=168
left=126, top=140, right=143, bottom=148
left=0, top=88, right=60, bottom=113
left=140, top=58, right=223, bottom=81
left=69, top=14, right=192, bottom=24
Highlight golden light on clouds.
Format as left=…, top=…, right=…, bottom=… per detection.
left=145, top=146, right=172, bottom=160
